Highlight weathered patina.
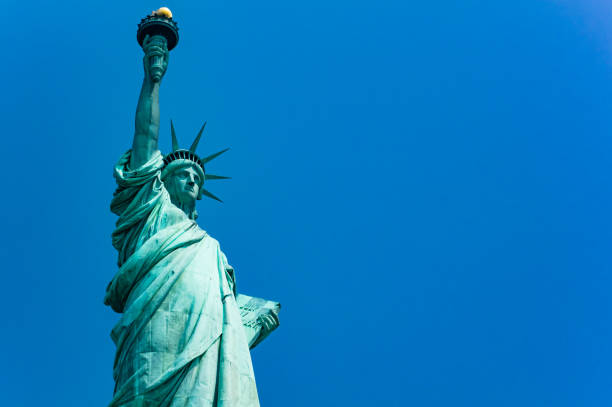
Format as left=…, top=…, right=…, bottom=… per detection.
left=104, top=9, right=279, bottom=407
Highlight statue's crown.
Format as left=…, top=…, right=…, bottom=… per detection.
left=161, top=120, right=230, bottom=202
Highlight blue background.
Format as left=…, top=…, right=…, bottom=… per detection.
left=2, top=0, right=611, bottom=405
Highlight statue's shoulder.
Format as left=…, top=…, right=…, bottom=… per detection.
left=196, top=225, right=218, bottom=246
left=204, top=233, right=219, bottom=247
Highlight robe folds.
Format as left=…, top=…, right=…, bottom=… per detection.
left=105, top=151, right=259, bottom=407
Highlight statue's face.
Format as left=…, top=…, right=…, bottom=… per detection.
left=166, top=165, right=201, bottom=204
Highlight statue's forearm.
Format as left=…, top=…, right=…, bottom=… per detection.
left=131, top=79, right=160, bottom=169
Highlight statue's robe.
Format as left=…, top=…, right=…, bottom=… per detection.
left=105, top=151, right=259, bottom=407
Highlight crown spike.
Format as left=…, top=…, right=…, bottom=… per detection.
left=190, top=122, right=207, bottom=153
left=201, top=188, right=223, bottom=202
left=170, top=120, right=180, bottom=151
left=202, top=148, right=230, bottom=164
left=205, top=174, right=231, bottom=180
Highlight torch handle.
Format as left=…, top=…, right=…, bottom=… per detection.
left=146, top=35, right=168, bottom=83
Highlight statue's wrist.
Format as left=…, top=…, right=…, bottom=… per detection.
left=143, top=76, right=161, bottom=89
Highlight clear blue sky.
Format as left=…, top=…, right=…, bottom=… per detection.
left=2, top=1, right=611, bottom=405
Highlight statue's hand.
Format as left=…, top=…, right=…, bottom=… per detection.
left=142, top=34, right=169, bottom=83
left=253, top=309, right=280, bottom=347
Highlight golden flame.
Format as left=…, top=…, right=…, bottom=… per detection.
left=152, top=7, right=173, bottom=18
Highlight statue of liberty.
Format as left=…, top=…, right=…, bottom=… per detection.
left=104, top=9, right=280, bottom=407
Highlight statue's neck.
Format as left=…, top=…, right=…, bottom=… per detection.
left=170, top=197, right=197, bottom=220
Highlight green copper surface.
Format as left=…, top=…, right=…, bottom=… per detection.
left=104, top=13, right=280, bottom=407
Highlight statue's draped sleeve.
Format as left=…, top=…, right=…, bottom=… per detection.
left=110, top=150, right=183, bottom=267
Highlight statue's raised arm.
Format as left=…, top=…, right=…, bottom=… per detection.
left=130, top=34, right=169, bottom=169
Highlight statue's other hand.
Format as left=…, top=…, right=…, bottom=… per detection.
left=250, top=309, right=279, bottom=349
left=142, top=34, right=170, bottom=83
left=259, top=310, right=280, bottom=337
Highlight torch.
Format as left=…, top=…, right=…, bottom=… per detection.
left=137, top=7, right=179, bottom=82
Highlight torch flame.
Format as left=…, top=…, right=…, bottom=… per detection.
left=152, top=7, right=173, bottom=18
